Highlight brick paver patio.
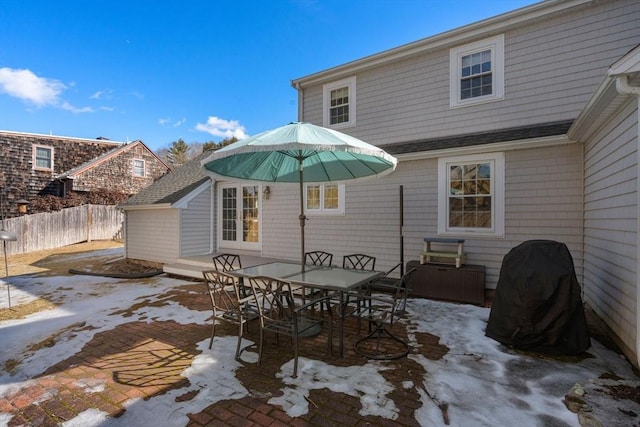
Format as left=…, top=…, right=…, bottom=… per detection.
left=1, top=281, right=450, bottom=426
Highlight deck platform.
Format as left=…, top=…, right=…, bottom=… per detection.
left=163, top=251, right=286, bottom=279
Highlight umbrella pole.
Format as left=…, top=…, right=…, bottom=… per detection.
left=298, top=159, right=306, bottom=272
left=400, top=185, right=404, bottom=276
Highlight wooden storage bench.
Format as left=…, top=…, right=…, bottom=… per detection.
left=406, top=260, right=485, bottom=306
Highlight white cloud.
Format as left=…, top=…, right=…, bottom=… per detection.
left=60, top=101, right=94, bottom=114
left=159, top=117, right=187, bottom=127
left=0, top=67, right=93, bottom=113
left=195, top=116, right=248, bottom=139
left=90, top=89, right=113, bottom=100
left=0, top=67, right=66, bottom=106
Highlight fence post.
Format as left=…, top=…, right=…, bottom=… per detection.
left=87, top=204, right=93, bottom=242
left=21, top=215, right=27, bottom=254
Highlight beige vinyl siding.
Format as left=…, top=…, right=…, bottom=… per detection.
left=259, top=182, right=303, bottom=261
left=502, top=144, right=584, bottom=282
left=180, top=185, right=212, bottom=256
left=299, top=0, right=639, bottom=147
left=125, top=209, right=180, bottom=263
left=261, top=142, right=583, bottom=287
left=583, top=100, right=638, bottom=360
left=260, top=161, right=437, bottom=275
left=437, top=144, right=584, bottom=288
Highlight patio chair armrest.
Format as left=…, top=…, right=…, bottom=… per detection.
left=383, top=263, right=402, bottom=278
left=366, top=263, right=410, bottom=293
left=238, top=294, right=254, bottom=305
left=294, top=294, right=332, bottom=313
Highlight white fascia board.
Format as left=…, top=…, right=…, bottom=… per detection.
left=609, top=45, right=640, bottom=76
left=394, top=134, right=573, bottom=162
left=119, top=203, right=173, bottom=211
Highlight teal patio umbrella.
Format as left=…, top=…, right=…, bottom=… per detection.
left=201, top=122, right=398, bottom=268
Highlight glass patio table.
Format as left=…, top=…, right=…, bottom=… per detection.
left=228, top=261, right=384, bottom=357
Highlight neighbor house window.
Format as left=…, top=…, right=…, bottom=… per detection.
left=133, top=159, right=145, bottom=177
left=323, top=76, right=356, bottom=128
left=438, top=153, right=504, bottom=237
left=450, top=34, right=504, bottom=108
left=33, top=145, right=53, bottom=170
left=305, top=184, right=345, bottom=215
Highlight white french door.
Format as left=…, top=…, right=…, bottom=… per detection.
left=218, top=183, right=261, bottom=250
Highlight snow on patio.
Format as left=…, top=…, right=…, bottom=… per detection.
left=1, top=247, right=639, bottom=426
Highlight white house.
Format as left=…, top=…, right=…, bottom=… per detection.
left=120, top=0, right=640, bottom=366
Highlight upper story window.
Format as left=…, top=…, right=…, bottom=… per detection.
left=33, top=145, right=53, bottom=171
left=450, top=34, right=504, bottom=108
left=133, top=159, right=145, bottom=177
left=438, top=152, right=504, bottom=237
left=305, top=184, right=345, bottom=215
left=323, top=76, right=356, bottom=129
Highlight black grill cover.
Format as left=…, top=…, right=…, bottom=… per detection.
left=486, top=240, right=590, bottom=354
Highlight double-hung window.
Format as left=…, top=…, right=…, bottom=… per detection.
left=305, top=184, right=345, bottom=215
left=438, top=153, right=504, bottom=237
left=323, top=76, right=356, bottom=128
left=33, top=145, right=53, bottom=171
left=450, top=34, right=504, bottom=108
left=133, top=159, right=145, bottom=177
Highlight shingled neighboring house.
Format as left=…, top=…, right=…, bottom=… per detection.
left=118, top=150, right=213, bottom=263
left=0, top=130, right=170, bottom=218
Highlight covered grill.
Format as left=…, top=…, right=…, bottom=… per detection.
left=485, top=240, right=590, bottom=355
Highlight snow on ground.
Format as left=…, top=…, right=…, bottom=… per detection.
left=1, top=247, right=639, bottom=426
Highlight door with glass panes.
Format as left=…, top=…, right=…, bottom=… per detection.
left=218, top=183, right=261, bottom=250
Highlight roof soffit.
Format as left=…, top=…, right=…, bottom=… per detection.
left=383, top=120, right=573, bottom=160
left=570, top=45, right=640, bottom=142
left=609, top=44, right=640, bottom=75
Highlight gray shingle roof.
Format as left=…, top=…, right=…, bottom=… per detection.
left=121, top=121, right=572, bottom=207
left=119, top=150, right=212, bottom=207
left=57, top=140, right=169, bottom=179
left=380, top=120, right=573, bottom=155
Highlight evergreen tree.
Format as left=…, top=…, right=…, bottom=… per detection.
left=202, top=136, right=239, bottom=152
left=166, top=138, right=190, bottom=166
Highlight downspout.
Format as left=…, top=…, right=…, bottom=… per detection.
left=210, top=179, right=216, bottom=254
left=294, top=81, right=304, bottom=121
left=615, top=74, right=640, bottom=368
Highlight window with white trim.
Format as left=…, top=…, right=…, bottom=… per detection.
left=323, top=76, right=356, bottom=128
left=33, top=145, right=53, bottom=170
left=450, top=34, right=504, bottom=108
left=305, top=184, right=345, bottom=215
left=438, top=152, right=504, bottom=237
left=132, top=159, right=145, bottom=177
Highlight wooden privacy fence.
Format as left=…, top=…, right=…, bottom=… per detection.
left=0, top=205, right=124, bottom=255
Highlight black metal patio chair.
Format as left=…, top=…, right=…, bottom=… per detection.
left=212, top=253, right=242, bottom=272
left=202, top=269, right=258, bottom=360
left=305, top=251, right=334, bottom=267
left=248, top=275, right=333, bottom=378
left=212, top=253, right=250, bottom=297
left=342, top=253, right=376, bottom=271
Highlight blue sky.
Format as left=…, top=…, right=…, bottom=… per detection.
left=0, top=0, right=538, bottom=152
